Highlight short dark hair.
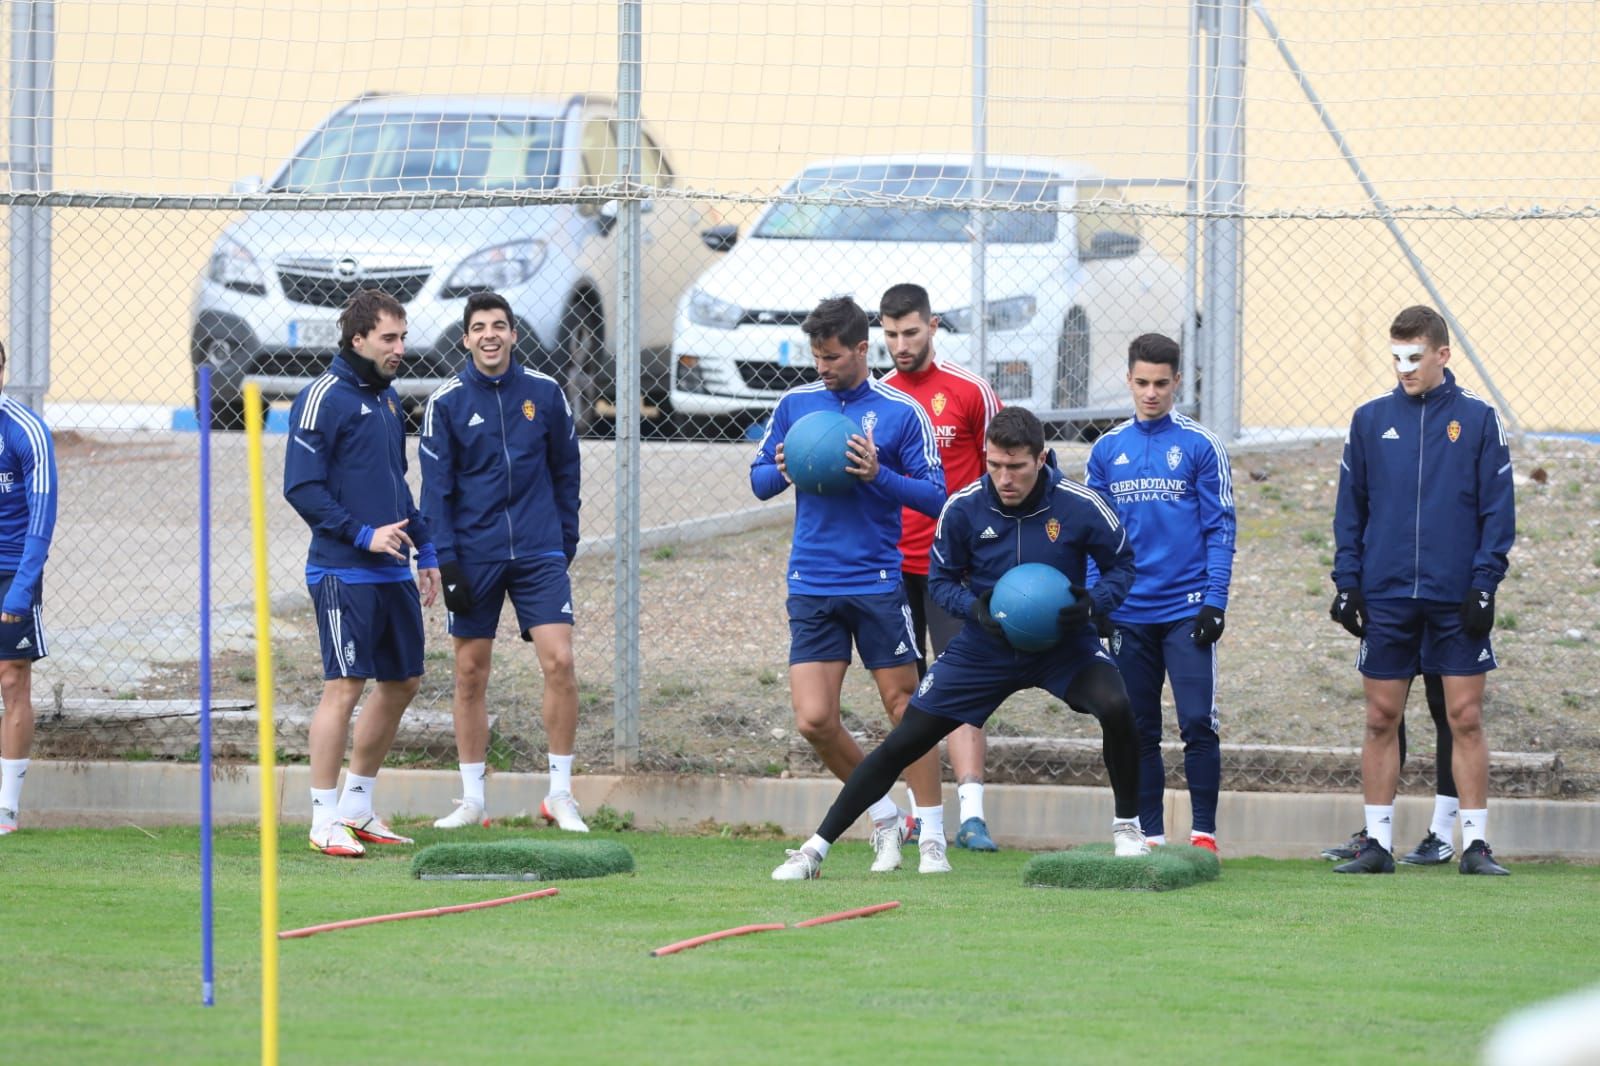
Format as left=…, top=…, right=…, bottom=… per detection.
left=1128, top=332, right=1180, bottom=372
left=463, top=291, right=514, bottom=333
left=1390, top=305, right=1448, bottom=348
left=986, top=406, right=1045, bottom=457
left=879, top=283, right=932, bottom=322
left=340, top=288, right=407, bottom=348
left=801, top=296, right=869, bottom=349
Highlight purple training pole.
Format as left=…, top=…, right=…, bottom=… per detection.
left=198, top=367, right=215, bottom=1007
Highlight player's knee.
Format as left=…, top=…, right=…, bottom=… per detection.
left=395, top=675, right=422, bottom=700
left=794, top=711, right=841, bottom=746
left=1447, top=707, right=1484, bottom=740
left=541, top=646, right=577, bottom=683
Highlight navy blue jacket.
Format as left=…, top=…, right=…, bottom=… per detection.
left=419, top=361, right=580, bottom=565
left=751, top=378, right=945, bottom=596
left=0, top=395, right=58, bottom=614
left=1333, top=368, right=1515, bottom=601
left=930, top=467, right=1135, bottom=641
left=283, top=354, right=433, bottom=578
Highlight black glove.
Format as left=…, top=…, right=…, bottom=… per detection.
left=1058, top=584, right=1100, bottom=635
left=1329, top=588, right=1365, bottom=638
left=1191, top=605, right=1226, bottom=646
left=438, top=560, right=475, bottom=614
left=1460, top=588, right=1495, bottom=639
left=972, top=590, right=1005, bottom=638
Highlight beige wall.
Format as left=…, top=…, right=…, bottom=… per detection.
left=26, top=1, right=1596, bottom=429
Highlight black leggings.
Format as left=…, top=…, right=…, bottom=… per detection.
left=1398, top=673, right=1457, bottom=798
left=817, top=661, right=1142, bottom=843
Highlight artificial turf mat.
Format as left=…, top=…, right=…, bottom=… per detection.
left=1021, top=842, right=1221, bottom=891
left=412, top=839, right=635, bottom=881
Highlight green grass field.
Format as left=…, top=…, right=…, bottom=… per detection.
left=7, top=821, right=1599, bottom=1064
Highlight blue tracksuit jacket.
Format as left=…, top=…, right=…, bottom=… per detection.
left=1333, top=368, right=1515, bottom=601
left=1086, top=412, right=1236, bottom=622
left=929, top=469, right=1135, bottom=634
left=419, top=360, right=580, bottom=566
left=283, top=353, right=434, bottom=582
left=0, top=395, right=58, bottom=614
left=751, top=378, right=945, bottom=596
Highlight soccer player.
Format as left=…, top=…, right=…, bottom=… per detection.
left=284, top=288, right=441, bottom=857
left=751, top=295, right=950, bottom=873
left=879, top=282, right=1004, bottom=852
left=420, top=292, right=587, bottom=832
left=0, top=342, right=57, bottom=836
left=1320, top=673, right=1463, bottom=864
left=1086, top=333, right=1236, bottom=854
left=1328, top=304, right=1514, bottom=875
left=772, top=406, right=1145, bottom=880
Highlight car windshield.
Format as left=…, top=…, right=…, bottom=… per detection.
left=276, top=112, right=561, bottom=194
left=753, top=164, right=1060, bottom=243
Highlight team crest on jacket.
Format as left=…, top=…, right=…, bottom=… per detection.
left=523, top=399, right=536, bottom=421
left=1166, top=445, right=1183, bottom=471
left=1045, top=518, right=1061, bottom=542
left=387, top=398, right=397, bottom=416
left=932, top=392, right=948, bottom=416
left=861, top=411, right=878, bottom=435
left=1447, top=419, right=1461, bottom=443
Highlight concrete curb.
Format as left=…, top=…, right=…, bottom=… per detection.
left=18, top=760, right=1600, bottom=860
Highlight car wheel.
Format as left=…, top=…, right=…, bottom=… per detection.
left=193, top=337, right=263, bottom=432
left=559, top=296, right=609, bottom=437
left=1053, top=307, right=1091, bottom=410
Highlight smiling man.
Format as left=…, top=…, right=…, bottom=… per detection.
left=420, top=291, right=585, bottom=832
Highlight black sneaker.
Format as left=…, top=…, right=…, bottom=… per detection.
left=1400, top=830, right=1455, bottom=866
left=1321, top=826, right=1369, bottom=861
left=1332, top=837, right=1395, bottom=874
left=1459, top=840, right=1510, bottom=876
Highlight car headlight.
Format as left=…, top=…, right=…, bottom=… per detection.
left=688, top=289, right=744, bottom=330
left=943, top=295, right=1038, bottom=333
left=207, top=238, right=268, bottom=295
left=442, top=239, right=548, bottom=297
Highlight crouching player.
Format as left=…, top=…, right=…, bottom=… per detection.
left=772, top=407, right=1146, bottom=879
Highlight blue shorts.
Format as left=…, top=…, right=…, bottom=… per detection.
left=787, top=590, right=917, bottom=669
left=311, top=576, right=424, bottom=681
left=909, top=627, right=1117, bottom=726
left=0, top=573, right=45, bottom=662
left=447, top=555, right=574, bottom=640
left=1359, top=597, right=1496, bottom=679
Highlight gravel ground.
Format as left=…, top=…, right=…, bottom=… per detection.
left=134, top=433, right=1600, bottom=795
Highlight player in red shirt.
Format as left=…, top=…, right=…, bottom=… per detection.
left=880, top=283, right=1004, bottom=852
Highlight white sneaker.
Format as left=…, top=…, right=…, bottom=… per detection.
left=540, top=791, right=590, bottom=833
left=1113, top=822, right=1150, bottom=857
left=869, top=819, right=904, bottom=872
left=433, top=799, right=489, bottom=829
left=771, top=847, right=822, bottom=881
left=309, top=821, right=365, bottom=857
left=919, top=838, right=953, bottom=874
left=341, top=814, right=414, bottom=845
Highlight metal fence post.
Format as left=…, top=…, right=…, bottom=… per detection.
left=1202, top=0, right=1244, bottom=441
left=8, top=0, right=53, bottom=415
left=613, top=0, right=643, bottom=770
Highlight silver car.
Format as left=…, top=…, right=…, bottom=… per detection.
left=191, top=92, right=721, bottom=430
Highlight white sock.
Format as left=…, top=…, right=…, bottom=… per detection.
left=1113, top=816, right=1141, bottom=831
left=957, top=782, right=985, bottom=823
left=803, top=834, right=831, bottom=859
left=1146, top=834, right=1167, bottom=846
left=310, top=787, right=339, bottom=830
left=1364, top=804, right=1395, bottom=852
left=913, top=803, right=946, bottom=846
left=1191, top=831, right=1216, bottom=845
left=1460, top=808, right=1488, bottom=848
left=548, top=753, right=574, bottom=796
left=1430, top=794, right=1459, bottom=842
left=460, top=762, right=487, bottom=808
left=903, top=786, right=917, bottom=810
left=866, top=794, right=900, bottom=825
left=338, top=773, right=377, bottom=820
left=0, top=757, right=29, bottom=812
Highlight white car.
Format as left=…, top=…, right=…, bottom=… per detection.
left=669, top=155, right=1189, bottom=429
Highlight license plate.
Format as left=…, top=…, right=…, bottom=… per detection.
left=288, top=319, right=341, bottom=350
left=776, top=336, right=808, bottom=367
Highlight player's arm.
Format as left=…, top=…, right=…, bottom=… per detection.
left=1084, top=439, right=1109, bottom=494
left=858, top=406, right=946, bottom=517
left=1472, top=406, right=1516, bottom=590
left=928, top=495, right=977, bottom=620
left=1079, top=486, right=1136, bottom=617
left=548, top=384, right=583, bottom=562
left=417, top=388, right=461, bottom=566
left=283, top=398, right=369, bottom=547
left=1194, top=437, right=1238, bottom=610
left=1330, top=412, right=1368, bottom=591
left=1, top=422, right=57, bottom=619
left=391, top=396, right=436, bottom=573
left=750, top=400, right=793, bottom=500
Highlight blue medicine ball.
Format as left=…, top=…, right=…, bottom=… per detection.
left=989, top=563, right=1076, bottom=652
left=783, top=411, right=860, bottom=495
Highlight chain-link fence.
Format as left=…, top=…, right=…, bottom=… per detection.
left=4, top=1, right=1599, bottom=796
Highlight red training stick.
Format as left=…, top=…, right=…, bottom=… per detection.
left=278, top=888, right=559, bottom=940
left=792, top=901, right=901, bottom=928
left=649, top=922, right=787, bottom=957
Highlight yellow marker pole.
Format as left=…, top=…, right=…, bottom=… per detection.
left=244, top=384, right=279, bottom=1066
